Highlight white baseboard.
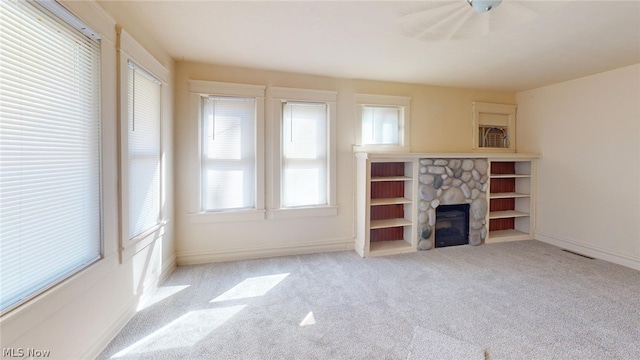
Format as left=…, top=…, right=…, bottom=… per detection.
left=536, top=231, right=640, bottom=271
left=80, top=255, right=176, bottom=359
left=176, top=238, right=353, bottom=265
left=77, top=297, right=137, bottom=360
left=160, top=254, right=177, bottom=282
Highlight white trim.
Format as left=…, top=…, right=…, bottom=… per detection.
left=117, top=27, right=168, bottom=84
left=189, top=209, right=266, bottom=223
left=269, top=87, right=338, bottom=214
left=271, top=86, right=337, bottom=102
left=117, top=28, right=167, bottom=262
left=160, top=255, right=177, bottom=282
left=536, top=232, right=640, bottom=271
left=355, top=94, right=411, bottom=151
left=120, top=223, right=167, bottom=262
left=472, top=101, right=517, bottom=153
left=176, top=237, right=353, bottom=265
left=59, top=0, right=116, bottom=43
left=189, top=80, right=265, bottom=97
left=189, top=81, right=266, bottom=218
left=269, top=206, right=338, bottom=219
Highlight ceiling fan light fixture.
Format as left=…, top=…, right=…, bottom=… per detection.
left=467, top=0, right=502, bottom=13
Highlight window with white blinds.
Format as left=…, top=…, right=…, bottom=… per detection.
left=281, top=102, right=328, bottom=207
left=362, top=105, right=400, bottom=145
left=201, top=96, right=256, bottom=211
left=127, top=62, right=161, bottom=239
left=0, top=0, right=101, bottom=313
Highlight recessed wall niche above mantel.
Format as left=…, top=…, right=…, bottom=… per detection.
left=354, top=152, right=539, bottom=258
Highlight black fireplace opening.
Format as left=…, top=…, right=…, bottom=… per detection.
left=435, top=204, right=470, bottom=248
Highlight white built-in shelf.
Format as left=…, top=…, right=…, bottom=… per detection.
left=369, top=240, right=414, bottom=257
left=370, top=218, right=412, bottom=229
left=486, top=229, right=530, bottom=241
left=371, top=176, right=412, bottom=182
left=489, top=174, right=530, bottom=178
left=489, top=192, right=530, bottom=199
left=489, top=210, right=530, bottom=219
left=370, top=197, right=412, bottom=206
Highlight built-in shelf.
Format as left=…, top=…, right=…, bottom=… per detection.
left=489, top=174, right=530, bottom=178
left=486, top=228, right=529, bottom=241
left=489, top=192, right=529, bottom=199
left=489, top=210, right=529, bottom=219
left=370, top=218, right=412, bottom=229
left=370, top=197, right=412, bottom=206
left=355, top=156, right=416, bottom=257
left=369, top=239, right=414, bottom=257
left=487, top=160, right=535, bottom=243
left=371, top=176, right=412, bottom=182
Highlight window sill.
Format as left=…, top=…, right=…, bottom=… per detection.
left=121, top=221, right=167, bottom=262
left=269, top=206, right=338, bottom=219
left=189, top=209, right=266, bottom=223
left=353, top=145, right=411, bottom=153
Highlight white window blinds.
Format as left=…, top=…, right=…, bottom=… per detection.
left=0, top=0, right=101, bottom=312
left=282, top=102, right=328, bottom=207
left=201, top=96, right=256, bottom=211
left=127, top=62, right=161, bottom=239
left=362, top=105, right=400, bottom=145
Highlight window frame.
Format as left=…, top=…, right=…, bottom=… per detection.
left=0, top=0, right=104, bottom=314
left=269, top=87, right=338, bottom=219
left=471, top=101, right=517, bottom=153
left=117, top=27, right=169, bottom=261
left=354, top=94, right=411, bottom=152
left=188, top=80, right=266, bottom=223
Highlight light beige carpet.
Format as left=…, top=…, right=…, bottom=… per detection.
left=407, top=326, right=486, bottom=360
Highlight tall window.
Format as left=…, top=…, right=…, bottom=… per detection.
left=0, top=0, right=101, bottom=313
left=282, top=102, right=328, bottom=207
left=127, top=62, right=161, bottom=239
left=201, top=96, right=256, bottom=211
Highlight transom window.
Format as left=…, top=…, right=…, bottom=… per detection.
left=355, top=94, right=411, bottom=152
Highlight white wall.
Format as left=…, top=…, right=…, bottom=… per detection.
left=0, top=2, right=176, bottom=359
left=516, top=64, right=640, bottom=270
left=174, top=61, right=515, bottom=264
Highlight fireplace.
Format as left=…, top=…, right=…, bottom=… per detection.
left=435, top=204, right=470, bottom=248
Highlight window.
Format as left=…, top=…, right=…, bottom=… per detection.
left=355, top=94, right=411, bottom=152
left=0, top=0, right=101, bottom=313
left=271, top=87, right=337, bottom=218
left=201, top=96, right=256, bottom=211
left=471, top=102, right=516, bottom=152
left=189, top=80, right=265, bottom=221
left=282, top=102, right=328, bottom=207
left=362, top=106, right=400, bottom=145
left=117, top=28, right=168, bottom=259
left=126, top=62, right=161, bottom=238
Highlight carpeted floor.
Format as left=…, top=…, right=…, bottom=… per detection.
left=98, top=240, right=640, bottom=359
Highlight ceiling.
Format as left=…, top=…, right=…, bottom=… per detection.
left=100, top=0, right=640, bottom=92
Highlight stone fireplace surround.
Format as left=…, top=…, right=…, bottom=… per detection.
left=417, top=158, right=489, bottom=250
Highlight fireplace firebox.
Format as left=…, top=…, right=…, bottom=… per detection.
left=435, top=204, right=470, bottom=248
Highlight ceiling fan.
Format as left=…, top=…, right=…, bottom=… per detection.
left=398, top=0, right=543, bottom=41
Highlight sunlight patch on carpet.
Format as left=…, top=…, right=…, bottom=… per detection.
left=111, top=306, right=246, bottom=358
left=210, top=273, right=290, bottom=303
left=299, top=311, right=316, bottom=326
left=137, top=285, right=190, bottom=311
